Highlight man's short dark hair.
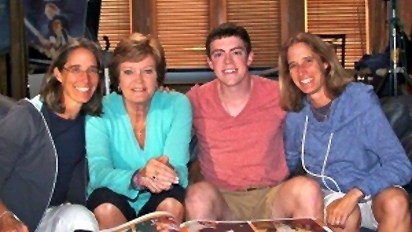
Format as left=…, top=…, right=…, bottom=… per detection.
left=205, top=22, right=252, bottom=58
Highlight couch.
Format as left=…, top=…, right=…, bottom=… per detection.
left=380, top=95, right=412, bottom=195
left=2, top=92, right=411, bottom=232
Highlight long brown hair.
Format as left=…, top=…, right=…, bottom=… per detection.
left=278, top=32, right=353, bottom=112
left=39, top=38, right=104, bottom=116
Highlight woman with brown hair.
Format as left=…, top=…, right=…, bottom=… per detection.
left=0, top=38, right=104, bottom=232
left=85, top=33, right=192, bottom=230
left=280, top=32, right=412, bottom=232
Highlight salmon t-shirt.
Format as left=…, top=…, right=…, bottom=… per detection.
left=186, top=76, right=288, bottom=191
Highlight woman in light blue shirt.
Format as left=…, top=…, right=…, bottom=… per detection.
left=85, top=33, right=192, bottom=230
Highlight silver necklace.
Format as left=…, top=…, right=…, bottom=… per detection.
left=134, top=122, right=146, bottom=137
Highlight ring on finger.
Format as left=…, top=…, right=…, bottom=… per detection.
left=152, top=171, right=159, bottom=180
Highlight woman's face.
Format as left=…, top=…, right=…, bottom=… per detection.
left=118, top=56, right=158, bottom=106
left=287, top=42, right=329, bottom=99
left=54, top=47, right=100, bottom=109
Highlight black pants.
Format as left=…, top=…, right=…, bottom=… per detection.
left=86, top=185, right=185, bottom=221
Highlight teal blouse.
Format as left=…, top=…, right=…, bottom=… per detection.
left=85, top=90, right=192, bottom=212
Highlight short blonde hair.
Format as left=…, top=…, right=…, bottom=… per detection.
left=109, top=33, right=166, bottom=93
left=278, top=32, right=353, bottom=112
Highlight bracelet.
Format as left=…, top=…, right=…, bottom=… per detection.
left=130, top=170, right=146, bottom=190
left=0, top=211, right=12, bottom=219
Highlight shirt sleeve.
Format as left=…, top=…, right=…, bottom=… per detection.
left=284, top=113, right=302, bottom=173
left=85, top=115, right=138, bottom=200
left=353, top=97, right=412, bottom=197
left=0, top=106, right=34, bottom=197
left=162, top=94, right=193, bottom=188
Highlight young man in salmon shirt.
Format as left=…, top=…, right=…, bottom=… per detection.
left=184, top=23, right=324, bottom=221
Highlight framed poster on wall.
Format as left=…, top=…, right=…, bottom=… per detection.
left=23, top=0, right=88, bottom=60
left=0, top=0, right=10, bottom=55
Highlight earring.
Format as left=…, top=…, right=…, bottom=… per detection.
left=117, top=86, right=121, bottom=92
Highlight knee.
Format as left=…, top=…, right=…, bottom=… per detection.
left=57, top=204, right=99, bottom=231
left=185, top=182, right=216, bottom=207
left=376, top=188, right=410, bottom=217
left=93, top=203, right=120, bottom=217
left=158, top=198, right=184, bottom=211
left=287, top=176, right=323, bottom=200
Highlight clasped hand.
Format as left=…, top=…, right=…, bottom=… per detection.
left=326, top=188, right=363, bottom=229
left=138, top=156, right=179, bottom=193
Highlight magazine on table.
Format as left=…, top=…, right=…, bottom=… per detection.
left=100, top=211, right=333, bottom=232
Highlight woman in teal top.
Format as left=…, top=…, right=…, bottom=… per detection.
left=85, top=33, right=192, bottom=230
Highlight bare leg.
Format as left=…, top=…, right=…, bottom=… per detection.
left=271, top=176, right=324, bottom=219
left=93, top=203, right=127, bottom=230
left=185, top=181, right=232, bottom=220
left=156, top=198, right=185, bottom=224
left=372, top=187, right=411, bottom=232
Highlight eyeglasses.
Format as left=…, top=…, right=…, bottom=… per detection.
left=63, top=66, right=101, bottom=77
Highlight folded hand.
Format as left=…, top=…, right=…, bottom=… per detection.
left=140, top=156, right=179, bottom=193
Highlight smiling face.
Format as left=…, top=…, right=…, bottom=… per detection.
left=118, top=55, right=158, bottom=107
left=287, top=42, right=330, bottom=101
left=53, top=47, right=99, bottom=112
left=207, top=36, right=254, bottom=87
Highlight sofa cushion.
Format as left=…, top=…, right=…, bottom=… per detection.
left=380, top=95, right=412, bottom=161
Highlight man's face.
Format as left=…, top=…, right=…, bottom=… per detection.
left=45, top=6, right=57, bottom=20
left=52, top=20, right=62, bottom=33
left=207, top=36, right=253, bottom=87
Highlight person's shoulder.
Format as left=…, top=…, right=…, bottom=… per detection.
left=285, top=110, right=304, bottom=121
left=86, top=93, right=122, bottom=121
left=102, top=92, right=123, bottom=110
left=341, top=82, right=377, bottom=107
left=186, top=79, right=217, bottom=100
left=345, top=82, right=374, bottom=94
left=12, top=98, right=40, bottom=117
left=332, top=82, right=379, bottom=125
left=252, top=75, right=280, bottom=91
left=158, top=90, right=188, bottom=103
left=1, top=99, right=42, bottom=131
left=153, top=91, right=192, bottom=121
left=253, top=75, right=278, bottom=83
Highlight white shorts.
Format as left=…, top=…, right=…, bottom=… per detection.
left=323, top=189, right=378, bottom=230
left=35, top=203, right=99, bottom=232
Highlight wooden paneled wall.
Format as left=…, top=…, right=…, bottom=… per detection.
left=0, top=55, right=7, bottom=95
